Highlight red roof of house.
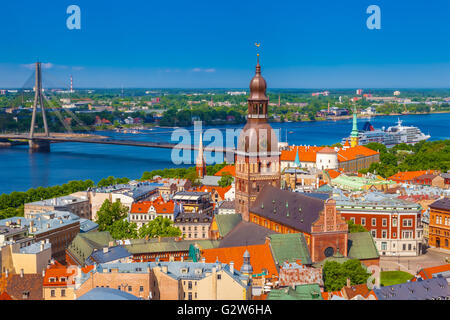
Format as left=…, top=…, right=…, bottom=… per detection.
left=388, top=171, right=428, bottom=182
left=327, top=169, right=342, bottom=179
left=130, top=199, right=176, bottom=215
left=280, top=145, right=378, bottom=163
left=191, top=185, right=232, bottom=200
left=201, top=243, right=278, bottom=278
left=214, top=165, right=236, bottom=177
left=413, top=264, right=450, bottom=281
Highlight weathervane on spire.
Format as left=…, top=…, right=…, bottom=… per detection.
left=255, top=42, right=261, bottom=63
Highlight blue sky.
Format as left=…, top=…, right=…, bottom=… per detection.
left=0, top=0, right=449, bottom=88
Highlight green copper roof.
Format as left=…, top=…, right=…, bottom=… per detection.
left=351, top=106, right=358, bottom=137
left=215, top=214, right=242, bottom=238
left=125, top=239, right=220, bottom=254
left=267, top=284, right=323, bottom=300
left=294, top=149, right=301, bottom=167
left=269, top=233, right=312, bottom=265
left=67, top=231, right=114, bottom=265
left=331, top=175, right=395, bottom=191
left=348, top=232, right=380, bottom=260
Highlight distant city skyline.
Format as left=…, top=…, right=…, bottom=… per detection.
left=1, top=0, right=450, bottom=88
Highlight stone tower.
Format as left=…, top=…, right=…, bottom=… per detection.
left=235, top=56, right=281, bottom=221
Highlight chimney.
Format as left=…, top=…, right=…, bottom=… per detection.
left=20, top=269, right=24, bottom=278
left=17, top=219, right=21, bottom=225
left=201, top=257, right=206, bottom=263
left=162, top=265, right=168, bottom=273
left=5, top=269, right=8, bottom=278
left=230, top=261, right=234, bottom=274
left=103, top=247, right=109, bottom=254
left=40, top=243, right=45, bottom=251
left=180, top=256, right=184, bottom=262
left=42, top=269, right=46, bottom=277
left=108, top=241, right=114, bottom=247
left=346, top=278, right=351, bottom=288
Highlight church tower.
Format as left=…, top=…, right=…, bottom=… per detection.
left=350, top=106, right=359, bottom=147
left=196, top=134, right=206, bottom=178
left=235, top=56, right=281, bottom=221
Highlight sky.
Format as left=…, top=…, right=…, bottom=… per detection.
left=0, top=0, right=449, bottom=88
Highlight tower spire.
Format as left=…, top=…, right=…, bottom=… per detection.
left=196, top=134, right=206, bottom=178
left=350, top=106, right=359, bottom=147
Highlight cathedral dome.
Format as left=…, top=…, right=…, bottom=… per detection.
left=237, top=121, right=279, bottom=154
left=249, top=61, right=268, bottom=100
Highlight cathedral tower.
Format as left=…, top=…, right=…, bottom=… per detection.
left=235, top=56, right=281, bottom=221
left=350, top=106, right=359, bottom=147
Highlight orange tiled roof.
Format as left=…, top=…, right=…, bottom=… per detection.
left=281, top=145, right=378, bottom=163
left=201, top=243, right=278, bottom=278
left=0, top=292, right=12, bottom=300
left=192, top=185, right=232, bottom=200
left=214, top=165, right=236, bottom=177
left=342, top=283, right=370, bottom=299
left=388, top=171, right=428, bottom=182
left=337, top=145, right=379, bottom=162
left=327, top=169, right=341, bottom=179
left=130, top=200, right=175, bottom=214
left=280, top=146, right=322, bottom=162
left=415, top=264, right=450, bottom=280
left=43, top=262, right=77, bottom=287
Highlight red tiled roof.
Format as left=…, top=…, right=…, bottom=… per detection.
left=130, top=200, right=176, bottom=215
left=201, top=243, right=278, bottom=278
left=388, top=171, right=428, bottom=182
left=414, top=264, right=450, bottom=281
left=337, top=145, right=379, bottom=162
left=281, top=145, right=378, bottom=163
left=214, top=165, right=236, bottom=177
left=191, top=185, right=232, bottom=200
left=327, top=169, right=341, bottom=179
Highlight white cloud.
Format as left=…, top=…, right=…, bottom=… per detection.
left=192, top=68, right=216, bottom=73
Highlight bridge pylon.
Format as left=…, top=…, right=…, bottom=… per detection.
left=29, top=62, right=50, bottom=152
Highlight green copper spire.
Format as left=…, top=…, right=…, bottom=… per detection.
left=351, top=106, right=358, bottom=137
left=294, top=148, right=301, bottom=167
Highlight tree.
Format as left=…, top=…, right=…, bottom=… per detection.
left=95, top=199, right=129, bottom=231
left=323, top=259, right=371, bottom=292
left=218, top=172, right=233, bottom=188
left=107, top=219, right=138, bottom=240
left=346, top=220, right=368, bottom=233
left=185, top=171, right=201, bottom=187
left=138, top=216, right=182, bottom=238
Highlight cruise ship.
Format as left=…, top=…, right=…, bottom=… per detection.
left=342, top=119, right=430, bottom=148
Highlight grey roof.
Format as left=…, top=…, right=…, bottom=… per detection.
left=219, top=221, right=278, bottom=248
left=373, top=277, right=450, bottom=300
left=295, top=192, right=330, bottom=201
left=79, top=219, right=99, bottom=233
left=200, top=175, right=222, bottom=186
left=27, top=195, right=88, bottom=207
left=19, top=242, right=51, bottom=254
left=429, top=197, right=450, bottom=211
left=250, top=185, right=325, bottom=233
left=96, top=261, right=249, bottom=285
left=218, top=200, right=235, bottom=210
left=0, top=211, right=80, bottom=236
left=86, top=245, right=131, bottom=265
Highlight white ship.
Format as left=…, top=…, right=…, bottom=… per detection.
left=343, top=118, right=430, bottom=147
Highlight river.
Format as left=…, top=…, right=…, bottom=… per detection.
left=0, top=113, right=449, bottom=194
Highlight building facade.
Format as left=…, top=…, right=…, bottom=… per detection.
left=428, top=198, right=450, bottom=251
left=337, top=197, right=424, bottom=256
